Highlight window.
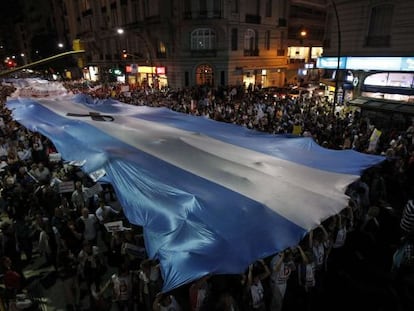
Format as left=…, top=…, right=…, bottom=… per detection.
left=131, top=0, right=140, bottom=20
left=157, top=40, right=167, bottom=58
left=366, top=4, right=393, bottom=47
left=121, top=4, right=128, bottom=24
left=191, top=28, right=216, bottom=50
left=158, top=41, right=166, bottom=54
left=264, top=30, right=270, bottom=50
left=231, top=0, right=239, bottom=13
left=365, top=72, right=414, bottom=88
left=200, top=0, right=207, bottom=16
left=213, top=0, right=222, bottom=17
left=231, top=28, right=238, bottom=51
left=111, top=8, right=118, bottom=25
left=265, top=0, right=272, bottom=17
left=82, top=0, right=91, bottom=11
left=184, top=0, right=191, bottom=14
left=144, top=0, right=159, bottom=16
left=244, top=29, right=258, bottom=55
left=244, top=29, right=255, bottom=50
left=185, top=71, right=189, bottom=87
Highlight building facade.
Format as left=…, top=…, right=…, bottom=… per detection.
left=319, top=0, right=414, bottom=128
left=61, top=0, right=326, bottom=89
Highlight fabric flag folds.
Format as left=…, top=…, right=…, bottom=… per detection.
left=6, top=84, right=385, bottom=291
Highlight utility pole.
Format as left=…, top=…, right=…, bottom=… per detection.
left=331, top=0, right=341, bottom=118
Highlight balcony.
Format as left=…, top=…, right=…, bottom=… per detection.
left=244, top=49, right=259, bottom=56
left=245, top=14, right=261, bottom=24
left=144, top=15, right=161, bottom=23
left=190, top=49, right=217, bottom=57
left=184, top=10, right=222, bottom=19
left=156, top=51, right=167, bottom=59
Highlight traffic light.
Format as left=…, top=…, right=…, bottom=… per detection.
left=72, top=39, right=85, bottom=51
left=72, top=39, right=86, bottom=68
left=122, top=49, right=127, bottom=59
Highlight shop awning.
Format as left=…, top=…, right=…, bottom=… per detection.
left=349, top=97, right=414, bottom=115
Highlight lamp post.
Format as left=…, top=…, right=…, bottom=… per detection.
left=118, top=27, right=154, bottom=83
left=330, top=0, right=341, bottom=118
left=20, top=53, right=27, bottom=65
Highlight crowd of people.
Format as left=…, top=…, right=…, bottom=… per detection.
left=0, top=79, right=413, bottom=311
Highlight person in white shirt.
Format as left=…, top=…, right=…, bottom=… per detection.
left=95, top=200, right=120, bottom=223
left=79, top=208, right=98, bottom=244
left=71, top=181, right=88, bottom=211
left=246, top=259, right=270, bottom=311
left=111, top=264, right=133, bottom=311
left=34, top=162, right=51, bottom=183
left=17, top=142, right=31, bottom=161
left=0, top=137, right=9, bottom=159
left=270, top=250, right=292, bottom=311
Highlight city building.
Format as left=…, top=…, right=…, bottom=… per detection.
left=0, top=0, right=78, bottom=77
left=0, top=0, right=328, bottom=88
left=286, top=0, right=325, bottom=84
left=60, top=0, right=326, bottom=89
left=319, top=0, right=414, bottom=128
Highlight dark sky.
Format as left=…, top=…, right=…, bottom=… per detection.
left=0, top=1, right=23, bottom=20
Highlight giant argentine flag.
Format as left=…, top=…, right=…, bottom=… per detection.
left=6, top=81, right=384, bottom=291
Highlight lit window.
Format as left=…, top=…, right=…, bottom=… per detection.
left=159, top=41, right=166, bottom=53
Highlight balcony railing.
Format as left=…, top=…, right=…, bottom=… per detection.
left=156, top=51, right=167, bottom=58
left=244, top=49, right=259, bottom=56
left=184, top=10, right=222, bottom=19
left=190, top=49, right=217, bottom=57
left=245, top=14, right=261, bottom=24
left=144, top=15, right=161, bottom=23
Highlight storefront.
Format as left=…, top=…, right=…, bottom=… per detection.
left=125, top=64, right=168, bottom=89
left=337, top=60, right=414, bottom=129
left=240, top=68, right=286, bottom=89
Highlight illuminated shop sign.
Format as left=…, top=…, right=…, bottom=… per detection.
left=346, top=57, right=401, bottom=71
left=317, top=56, right=414, bottom=71
left=316, top=57, right=347, bottom=69
left=401, top=58, right=414, bottom=71
left=156, top=67, right=166, bottom=75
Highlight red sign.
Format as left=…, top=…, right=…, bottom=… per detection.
left=156, top=66, right=166, bottom=75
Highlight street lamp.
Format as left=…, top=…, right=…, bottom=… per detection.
left=116, top=28, right=129, bottom=58
left=117, top=27, right=154, bottom=81
left=20, top=53, right=27, bottom=65
left=330, top=0, right=341, bottom=118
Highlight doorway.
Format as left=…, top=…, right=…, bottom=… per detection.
left=196, top=64, right=214, bottom=86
